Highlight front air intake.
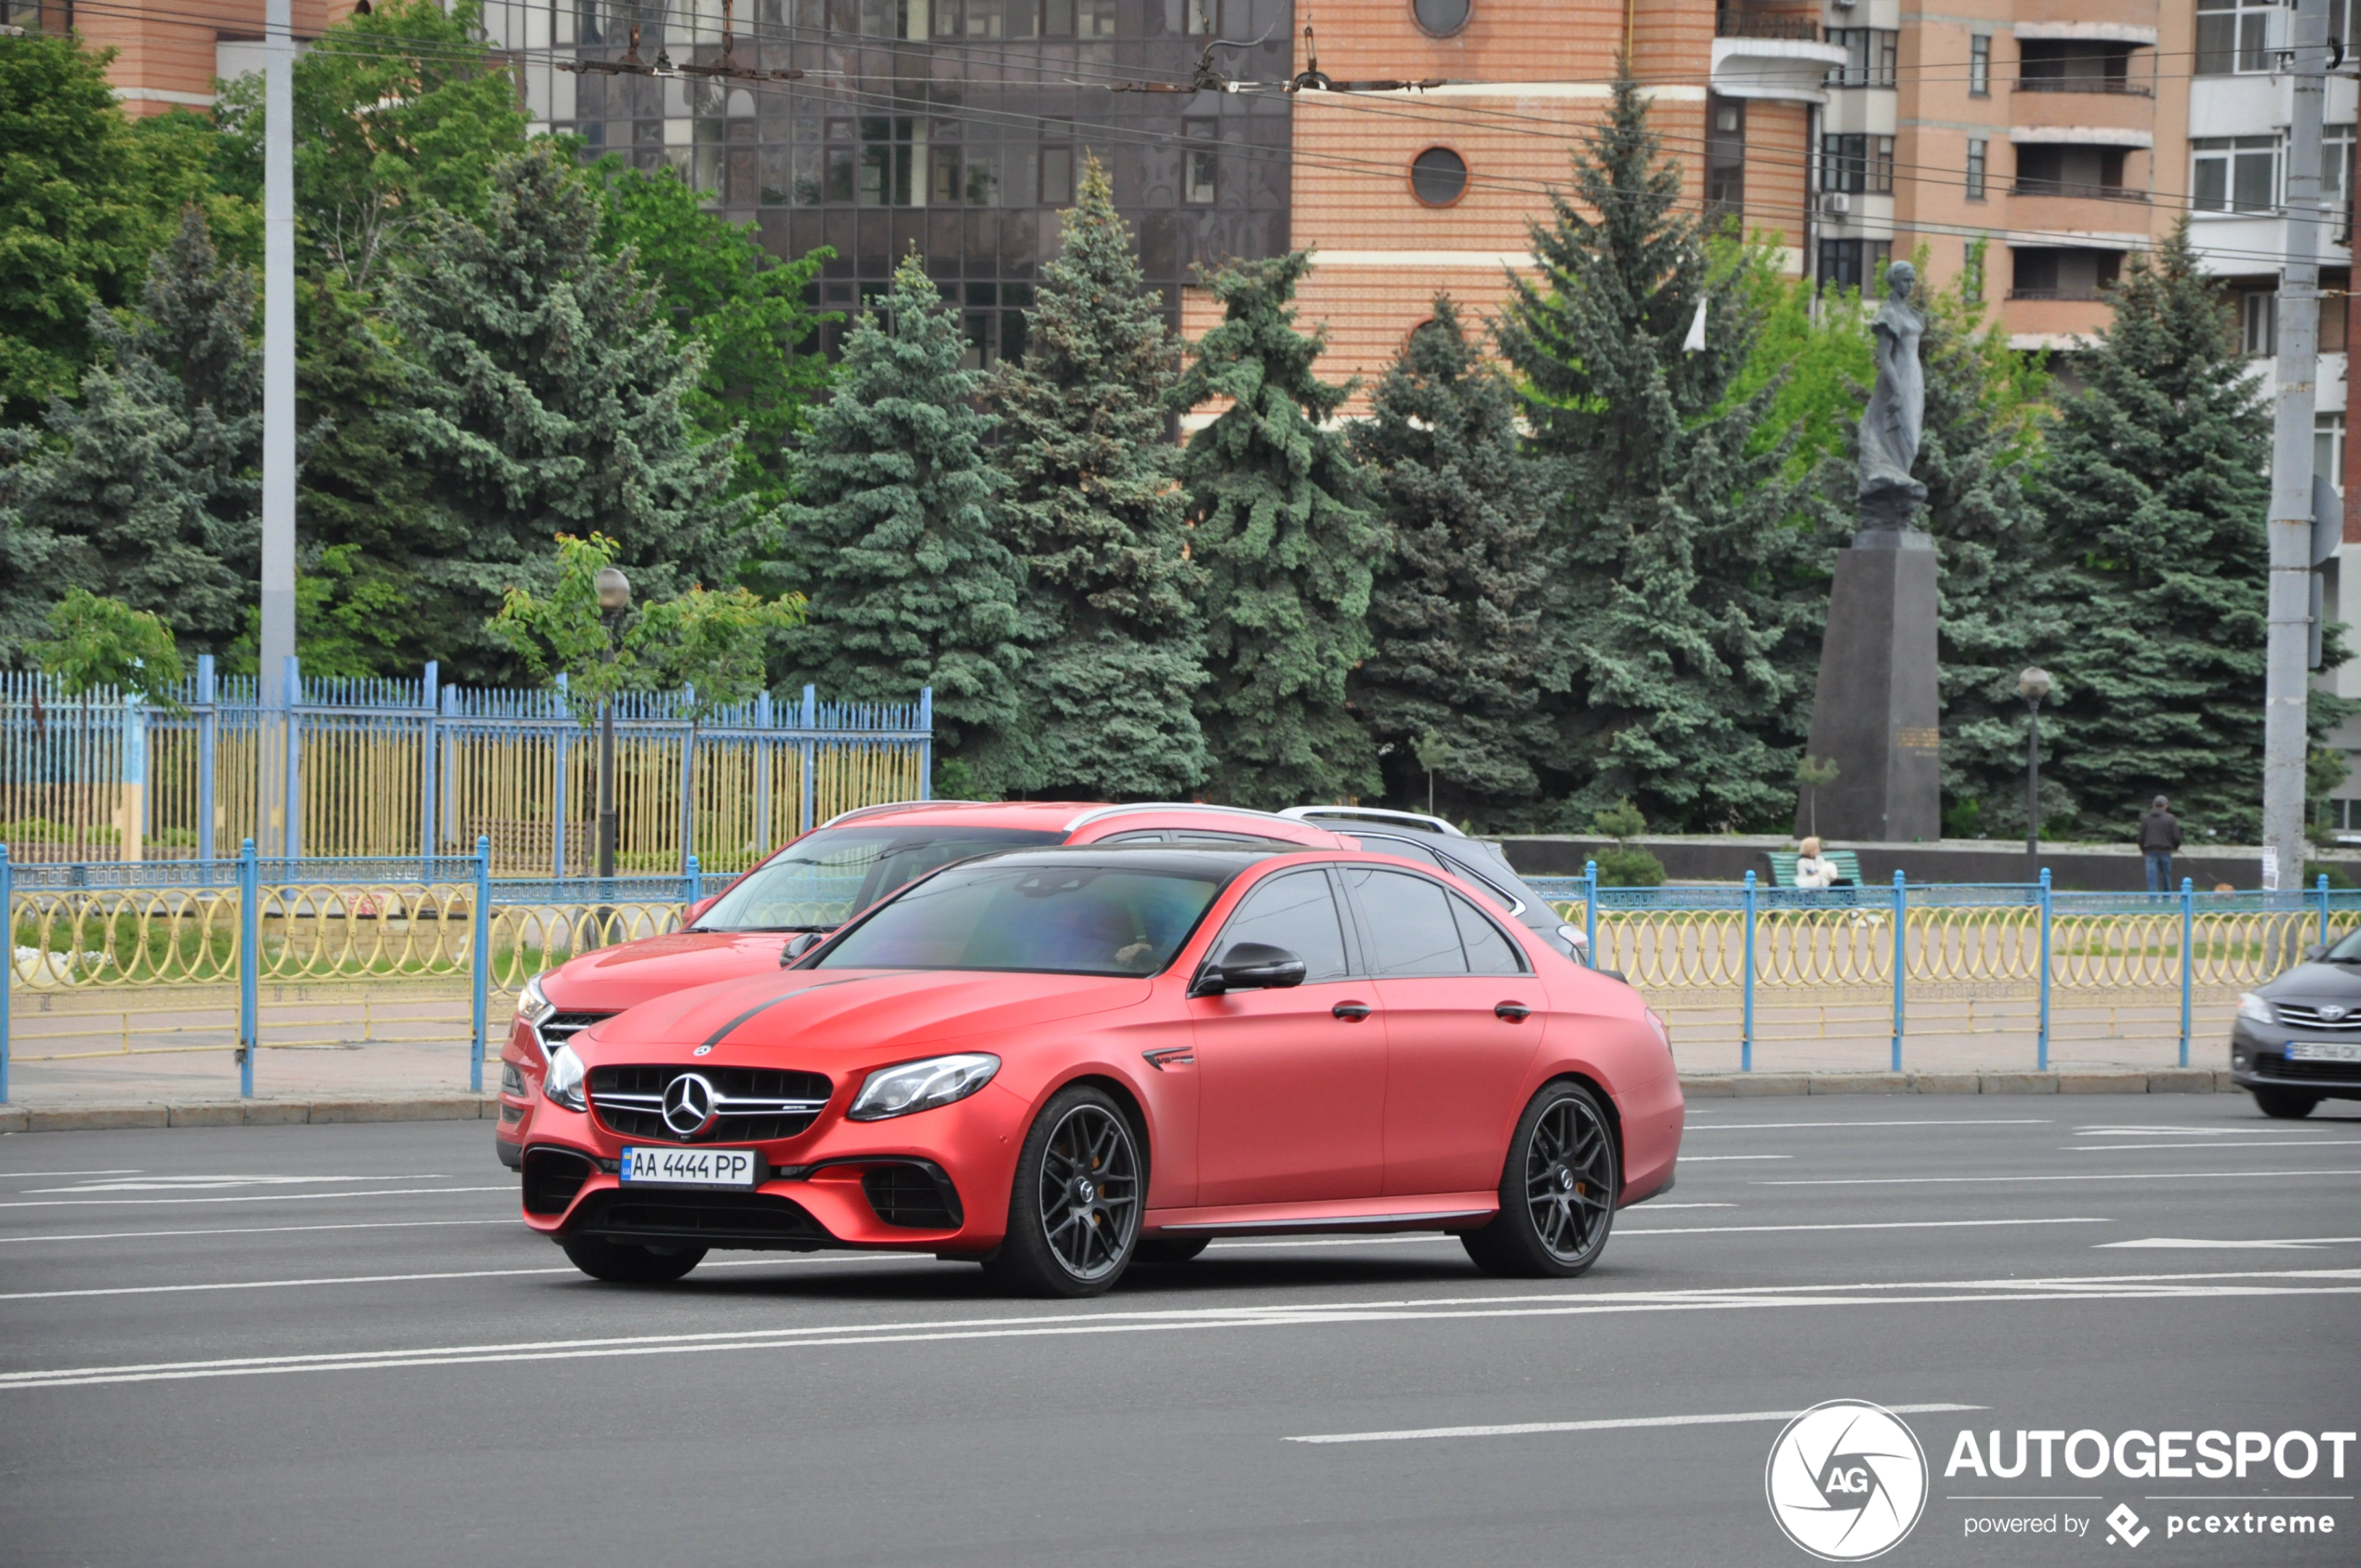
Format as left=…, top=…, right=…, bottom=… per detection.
left=522, top=1147, right=595, bottom=1215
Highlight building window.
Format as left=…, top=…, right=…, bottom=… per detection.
left=2194, top=136, right=2278, bottom=214
left=2014, top=144, right=2130, bottom=199
left=1826, top=29, right=1900, bottom=88
left=1962, top=242, right=1985, bottom=304
left=1706, top=95, right=1746, bottom=225
left=1182, top=0, right=1216, bottom=36
left=1823, top=134, right=1894, bottom=195
left=1969, top=34, right=1991, bottom=97
left=1965, top=138, right=1987, bottom=201
left=2319, top=413, right=2347, bottom=494
left=2196, top=0, right=2278, bottom=76
left=1410, top=146, right=1469, bottom=205
left=1040, top=142, right=1074, bottom=204
left=2327, top=125, right=2356, bottom=209
left=1182, top=118, right=1216, bottom=203
left=2243, top=290, right=2278, bottom=357
left=2011, top=247, right=2123, bottom=302
left=2324, top=270, right=2351, bottom=353
left=1819, top=238, right=1893, bottom=294
left=1412, top=0, right=1471, bottom=38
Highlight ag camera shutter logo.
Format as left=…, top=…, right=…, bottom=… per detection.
left=1766, top=1400, right=1930, bottom=1561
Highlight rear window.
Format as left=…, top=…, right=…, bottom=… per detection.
left=816, top=863, right=1224, bottom=976
left=693, top=825, right=1062, bottom=931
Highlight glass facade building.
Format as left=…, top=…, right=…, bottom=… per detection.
left=504, top=0, right=1296, bottom=364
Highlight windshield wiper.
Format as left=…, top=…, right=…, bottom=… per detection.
left=690, top=923, right=832, bottom=934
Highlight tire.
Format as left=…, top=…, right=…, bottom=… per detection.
left=561, top=1235, right=706, bottom=1285
left=1132, top=1236, right=1209, bottom=1266
left=983, top=1086, right=1143, bottom=1298
left=2252, top=1087, right=2321, bottom=1120
left=1462, top=1080, right=1619, bottom=1279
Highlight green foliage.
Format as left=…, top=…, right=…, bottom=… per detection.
left=392, top=144, right=747, bottom=684
left=1348, top=296, right=1559, bottom=824
left=770, top=253, right=1025, bottom=779
left=591, top=159, right=835, bottom=519
left=1595, top=847, right=1667, bottom=887
left=2032, top=221, right=2343, bottom=840
left=225, top=543, right=408, bottom=679
left=1717, top=235, right=1874, bottom=481
left=29, top=586, right=186, bottom=701
left=0, top=206, right=260, bottom=658
left=1171, top=250, right=1383, bottom=809
left=992, top=156, right=1208, bottom=798
left=1592, top=797, right=1647, bottom=843
left=1499, top=70, right=1814, bottom=832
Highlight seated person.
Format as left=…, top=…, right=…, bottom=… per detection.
left=1793, top=837, right=1852, bottom=889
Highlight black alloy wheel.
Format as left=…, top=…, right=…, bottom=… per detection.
left=1463, top=1081, right=1619, bottom=1279
left=2252, top=1087, right=2321, bottom=1120
left=561, top=1235, right=706, bottom=1284
left=985, top=1087, right=1143, bottom=1298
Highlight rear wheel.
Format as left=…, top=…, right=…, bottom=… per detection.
left=561, top=1235, right=706, bottom=1284
left=1131, top=1236, right=1209, bottom=1266
left=1463, top=1081, right=1618, bottom=1279
left=983, top=1087, right=1142, bottom=1298
left=2252, top=1087, right=2321, bottom=1120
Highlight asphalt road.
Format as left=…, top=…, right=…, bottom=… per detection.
left=1, top=1094, right=2356, bottom=1568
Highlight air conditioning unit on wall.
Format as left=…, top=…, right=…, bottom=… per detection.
left=1822, top=191, right=1853, bottom=217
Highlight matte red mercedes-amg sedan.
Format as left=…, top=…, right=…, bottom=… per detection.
left=520, top=845, right=1682, bottom=1297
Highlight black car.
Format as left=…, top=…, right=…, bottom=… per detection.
left=1279, top=807, right=1589, bottom=966
left=2231, top=933, right=2361, bottom=1117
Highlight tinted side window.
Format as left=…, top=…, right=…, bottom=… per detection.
left=1352, top=834, right=1449, bottom=871
left=1216, top=870, right=1350, bottom=982
left=1348, top=867, right=1469, bottom=977
left=1434, top=850, right=1523, bottom=915
left=1452, top=892, right=1527, bottom=976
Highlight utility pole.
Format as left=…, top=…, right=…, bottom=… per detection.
left=260, top=0, right=297, bottom=850
left=2263, top=0, right=2330, bottom=890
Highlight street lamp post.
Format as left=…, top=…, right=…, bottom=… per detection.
left=595, top=567, right=631, bottom=884
left=2019, top=665, right=2051, bottom=878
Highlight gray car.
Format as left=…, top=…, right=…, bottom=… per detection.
left=2230, top=932, right=2361, bottom=1117
left=1279, top=807, right=1590, bottom=966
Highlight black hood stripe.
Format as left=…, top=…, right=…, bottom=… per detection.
left=698, top=976, right=882, bottom=1052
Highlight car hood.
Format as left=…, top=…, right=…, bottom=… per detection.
left=2261, top=961, right=2361, bottom=1002
left=575, top=967, right=1153, bottom=1058
left=538, top=931, right=792, bottom=1013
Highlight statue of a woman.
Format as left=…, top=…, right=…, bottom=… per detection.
left=1856, top=260, right=1927, bottom=529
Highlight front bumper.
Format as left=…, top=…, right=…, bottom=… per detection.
left=2228, top=1019, right=2361, bottom=1100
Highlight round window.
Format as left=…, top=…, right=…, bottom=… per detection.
left=1412, top=0, right=1471, bottom=38
left=1410, top=146, right=1469, bottom=206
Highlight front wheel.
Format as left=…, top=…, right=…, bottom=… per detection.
left=984, top=1087, right=1144, bottom=1298
left=2252, top=1087, right=2320, bottom=1120
left=561, top=1235, right=706, bottom=1284
left=1463, top=1081, right=1618, bottom=1279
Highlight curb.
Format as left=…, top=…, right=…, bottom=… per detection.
left=0, top=1096, right=499, bottom=1135
left=1678, top=1068, right=2236, bottom=1099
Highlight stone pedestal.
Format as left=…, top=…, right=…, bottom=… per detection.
left=1797, top=530, right=1941, bottom=842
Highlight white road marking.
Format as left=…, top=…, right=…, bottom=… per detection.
left=0, top=1256, right=895, bottom=1302
left=0, top=1170, right=145, bottom=1179
left=2072, top=1140, right=2361, bottom=1152
left=2077, top=1126, right=2306, bottom=1136
left=1757, top=1168, right=2361, bottom=1188
left=1626, top=1203, right=1736, bottom=1209
left=2099, top=1236, right=2361, bottom=1250
left=0, top=1185, right=515, bottom=1210
left=0, top=1218, right=521, bottom=1245
left=22, top=1174, right=452, bottom=1193
left=1620, top=1218, right=2111, bottom=1238
left=1286, top=1402, right=1985, bottom=1445
left=1692, top=1120, right=2051, bottom=1132
left=4, top=1268, right=2352, bottom=1391
left=1669, top=1154, right=1790, bottom=1162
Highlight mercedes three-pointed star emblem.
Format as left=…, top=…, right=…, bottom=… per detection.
left=662, top=1072, right=720, bottom=1138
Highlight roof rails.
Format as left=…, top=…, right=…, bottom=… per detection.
left=818, top=798, right=983, bottom=829
left=1278, top=805, right=1467, bottom=838
left=1061, top=802, right=1324, bottom=833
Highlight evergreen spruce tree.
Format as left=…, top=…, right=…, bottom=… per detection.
left=391, top=144, right=745, bottom=683
left=0, top=205, right=259, bottom=658
left=992, top=157, right=1207, bottom=799
left=1171, top=250, right=1384, bottom=809
left=771, top=252, right=1026, bottom=784
left=2032, top=221, right=2323, bottom=839
left=1499, top=70, right=1814, bottom=831
left=1346, top=296, right=1559, bottom=824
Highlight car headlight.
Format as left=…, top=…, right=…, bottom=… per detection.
left=517, top=972, right=557, bottom=1029
left=848, top=1053, right=1000, bottom=1122
left=542, top=1044, right=588, bottom=1111
left=2236, top=992, right=2275, bottom=1026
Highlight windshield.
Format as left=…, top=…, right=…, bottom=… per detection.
left=2325, top=929, right=2361, bottom=962
left=693, top=826, right=1064, bottom=931
left=814, top=863, right=1223, bottom=975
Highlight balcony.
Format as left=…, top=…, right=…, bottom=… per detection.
left=2009, top=182, right=2149, bottom=203
left=1716, top=10, right=1820, bottom=41
left=2013, top=77, right=2152, bottom=96
left=1711, top=13, right=1848, bottom=104
left=2007, top=288, right=2109, bottom=301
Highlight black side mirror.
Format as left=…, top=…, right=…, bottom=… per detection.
left=780, top=931, right=825, bottom=966
left=1193, top=942, right=1306, bottom=997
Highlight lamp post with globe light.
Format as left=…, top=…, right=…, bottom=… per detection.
left=595, top=567, right=631, bottom=882
left=2019, top=665, right=2051, bottom=876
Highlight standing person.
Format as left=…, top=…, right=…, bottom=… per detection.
left=2140, top=797, right=2183, bottom=893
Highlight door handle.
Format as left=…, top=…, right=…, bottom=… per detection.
left=1494, top=1001, right=1532, bottom=1022
left=1332, top=1000, right=1373, bottom=1022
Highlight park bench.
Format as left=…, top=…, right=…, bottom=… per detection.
left=1766, top=848, right=1866, bottom=903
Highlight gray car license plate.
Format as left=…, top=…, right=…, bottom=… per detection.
left=2286, top=1041, right=2361, bottom=1063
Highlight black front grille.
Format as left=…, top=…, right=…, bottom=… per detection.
left=523, top=1147, right=595, bottom=1215
left=2257, top=1052, right=2361, bottom=1084
left=587, top=1064, right=833, bottom=1143
left=540, top=1012, right=613, bottom=1047
left=2272, top=1004, right=2361, bottom=1033
left=862, top=1163, right=963, bottom=1229
left=571, top=1188, right=827, bottom=1249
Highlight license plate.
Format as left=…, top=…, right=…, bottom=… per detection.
left=2286, top=1041, right=2361, bottom=1063
left=619, top=1147, right=760, bottom=1187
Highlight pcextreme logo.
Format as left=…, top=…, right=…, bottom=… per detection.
left=1766, top=1400, right=1931, bottom=1561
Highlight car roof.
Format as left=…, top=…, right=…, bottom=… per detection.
left=815, top=798, right=1345, bottom=845
left=925, top=843, right=1299, bottom=878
